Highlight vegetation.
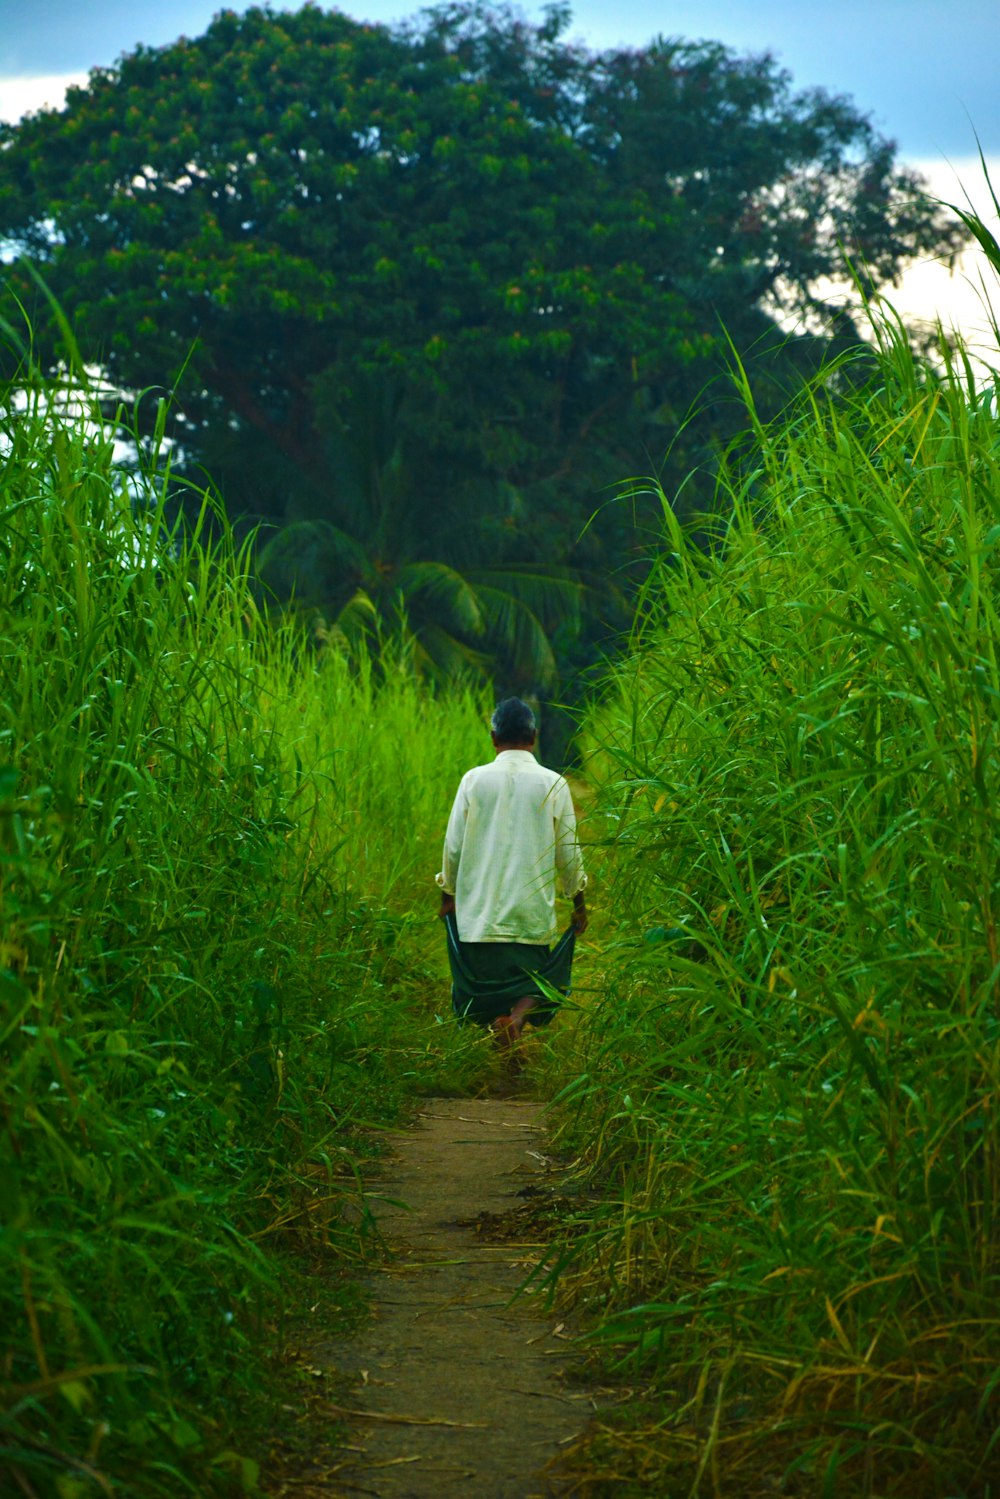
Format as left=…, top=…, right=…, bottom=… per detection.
left=0, top=2, right=963, bottom=684
left=544, top=286, right=1000, bottom=1492
left=3, top=6, right=998, bottom=1486
left=0, top=332, right=493, bottom=1497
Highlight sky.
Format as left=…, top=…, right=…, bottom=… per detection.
left=1, top=0, right=999, bottom=355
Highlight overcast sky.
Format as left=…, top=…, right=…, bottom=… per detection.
left=1, top=0, right=998, bottom=354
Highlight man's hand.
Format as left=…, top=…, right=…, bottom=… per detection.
left=571, top=893, right=588, bottom=935
left=438, top=892, right=456, bottom=920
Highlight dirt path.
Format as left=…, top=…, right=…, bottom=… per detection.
left=307, top=1096, right=597, bottom=1498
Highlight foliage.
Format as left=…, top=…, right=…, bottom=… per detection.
left=254, top=375, right=590, bottom=689
left=0, top=2, right=963, bottom=612
left=549, top=309, right=1000, bottom=1492
left=0, top=339, right=490, bottom=1497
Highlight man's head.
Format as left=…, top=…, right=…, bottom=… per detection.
left=491, top=697, right=537, bottom=749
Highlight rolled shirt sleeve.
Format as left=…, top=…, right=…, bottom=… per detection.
left=553, top=777, right=587, bottom=899
left=436, top=774, right=469, bottom=894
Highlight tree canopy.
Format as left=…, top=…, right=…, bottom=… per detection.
left=0, top=1, right=962, bottom=671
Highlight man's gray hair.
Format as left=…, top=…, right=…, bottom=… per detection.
left=491, top=697, right=537, bottom=742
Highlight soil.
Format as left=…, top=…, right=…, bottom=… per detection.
left=276, top=1095, right=600, bottom=1498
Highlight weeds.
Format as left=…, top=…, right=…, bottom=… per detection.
left=0, top=349, right=488, bottom=1496
left=551, top=304, right=1000, bottom=1492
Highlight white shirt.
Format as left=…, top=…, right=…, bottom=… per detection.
left=437, top=749, right=587, bottom=944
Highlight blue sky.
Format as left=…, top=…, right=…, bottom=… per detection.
left=1, top=0, right=997, bottom=159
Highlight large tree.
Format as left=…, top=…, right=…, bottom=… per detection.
left=0, top=2, right=961, bottom=587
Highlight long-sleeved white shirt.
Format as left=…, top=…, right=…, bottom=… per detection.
left=436, top=749, right=587, bottom=943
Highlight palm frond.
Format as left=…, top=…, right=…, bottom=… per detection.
left=472, top=565, right=583, bottom=616
left=398, top=560, right=487, bottom=638
left=475, top=584, right=559, bottom=691
left=257, top=518, right=371, bottom=607
left=411, top=621, right=494, bottom=683
left=330, top=586, right=380, bottom=638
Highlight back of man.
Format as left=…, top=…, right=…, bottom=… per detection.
left=443, top=749, right=581, bottom=943
left=437, top=697, right=587, bottom=1042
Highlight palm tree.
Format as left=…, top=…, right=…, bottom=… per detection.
left=256, top=378, right=587, bottom=690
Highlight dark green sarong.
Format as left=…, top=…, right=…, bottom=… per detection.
left=443, top=910, right=575, bottom=1027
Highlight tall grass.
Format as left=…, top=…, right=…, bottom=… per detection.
left=0, top=352, right=487, bottom=1496
left=552, top=310, right=1000, bottom=1492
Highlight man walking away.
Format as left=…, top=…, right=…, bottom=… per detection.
left=437, top=698, right=588, bottom=1044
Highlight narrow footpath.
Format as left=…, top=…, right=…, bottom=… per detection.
left=301, top=1096, right=599, bottom=1498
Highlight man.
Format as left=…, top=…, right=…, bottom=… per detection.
left=437, top=698, right=587, bottom=1043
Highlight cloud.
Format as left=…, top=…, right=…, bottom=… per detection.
left=889, top=155, right=1000, bottom=361
left=0, top=72, right=87, bottom=123
left=764, top=153, right=1000, bottom=369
